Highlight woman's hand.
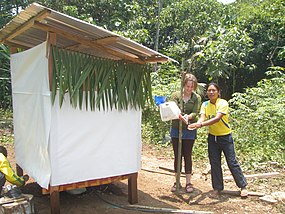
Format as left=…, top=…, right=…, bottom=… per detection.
left=188, top=123, right=198, bottom=130
left=188, top=122, right=203, bottom=130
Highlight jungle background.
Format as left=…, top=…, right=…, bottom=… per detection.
left=0, top=0, right=284, bottom=213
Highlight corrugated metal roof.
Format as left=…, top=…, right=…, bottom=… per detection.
left=0, top=3, right=176, bottom=64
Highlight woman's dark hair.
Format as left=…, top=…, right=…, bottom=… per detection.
left=207, top=82, right=221, bottom=98
left=0, top=146, right=7, bottom=157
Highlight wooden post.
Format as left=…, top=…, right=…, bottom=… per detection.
left=47, top=32, right=59, bottom=214
left=49, top=186, right=60, bottom=214
left=128, top=173, right=138, bottom=204
left=47, top=32, right=57, bottom=90
left=9, top=47, right=17, bottom=54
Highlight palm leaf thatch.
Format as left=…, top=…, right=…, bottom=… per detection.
left=51, top=46, right=152, bottom=111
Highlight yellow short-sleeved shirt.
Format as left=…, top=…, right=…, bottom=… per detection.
left=200, top=98, right=231, bottom=136
left=0, top=153, right=25, bottom=186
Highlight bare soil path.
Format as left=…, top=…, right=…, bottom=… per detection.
left=4, top=143, right=285, bottom=214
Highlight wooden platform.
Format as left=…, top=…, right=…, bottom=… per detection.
left=42, top=172, right=138, bottom=214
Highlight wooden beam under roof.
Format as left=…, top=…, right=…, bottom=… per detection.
left=1, top=9, right=51, bottom=43
left=33, top=21, right=146, bottom=64
left=93, top=36, right=120, bottom=45
left=4, top=41, right=30, bottom=50
left=143, top=56, right=169, bottom=63
left=6, top=39, right=34, bottom=49
left=116, top=41, right=153, bottom=57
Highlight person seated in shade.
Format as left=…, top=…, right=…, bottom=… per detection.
left=0, top=146, right=29, bottom=195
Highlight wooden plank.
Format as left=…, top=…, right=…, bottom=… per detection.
left=93, top=36, right=120, bottom=45
left=224, top=172, right=280, bottom=180
left=116, top=41, right=152, bottom=56
left=42, top=174, right=130, bottom=194
left=222, top=190, right=265, bottom=197
left=44, top=173, right=138, bottom=213
left=5, top=40, right=33, bottom=49
left=260, top=195, right=278, bottom=203
left=143, top=55, right=170, bottom=63
left=128, top=173, right=138, bottom=204
left=158, top=166, right=186, bottom=175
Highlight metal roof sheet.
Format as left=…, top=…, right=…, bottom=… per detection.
left=0, top=3, right=176, bottom=64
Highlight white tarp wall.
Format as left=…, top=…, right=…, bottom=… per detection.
left=11, top=42, right=142, bottom=189
left=11, top=42, right=51, bottom=189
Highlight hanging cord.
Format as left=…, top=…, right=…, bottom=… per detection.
left=93, top=190, right=212, bottom=213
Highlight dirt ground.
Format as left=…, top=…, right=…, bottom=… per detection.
left=4, top=143, right=285, bottom=214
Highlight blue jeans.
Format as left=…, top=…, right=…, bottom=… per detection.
left=208, top=134, right=247, bottom=191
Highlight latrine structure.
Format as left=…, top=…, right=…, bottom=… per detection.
left=0, top=3, right=174, bottom=213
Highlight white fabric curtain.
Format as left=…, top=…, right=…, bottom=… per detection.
left=50, top=95, right=142, bottom=186
left=11, top=42, right=51, bottom=189
left=10, top=42, right=142, bottom=188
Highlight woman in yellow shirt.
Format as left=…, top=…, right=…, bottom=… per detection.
left=188, top=82, right=248, bottom=198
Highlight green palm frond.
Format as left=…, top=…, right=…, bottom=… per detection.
left=51, top=46, right=152, bottom=111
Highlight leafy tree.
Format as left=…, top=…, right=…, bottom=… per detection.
left=191, top=25, right=254, bottom=98
left=229, top=67, right=285, bottom=169
left=230, top=0, right=285, bottom=86
left=0, top=0, right=30, bottom=28
left=159, top=0, right=226, bottom=61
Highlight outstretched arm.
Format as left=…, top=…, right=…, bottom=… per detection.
left=188, top=112, right=224, bottom=129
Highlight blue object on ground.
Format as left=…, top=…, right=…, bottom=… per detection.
left=154, top=96, right=167, bottom=106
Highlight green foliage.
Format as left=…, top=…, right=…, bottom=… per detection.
left=142, top=64, right=180, bottom=145
left=192, top=128, right=208, bottom=161
left=231, top=0, right=285, bottom=85
left=197, top=26, right=254, bottom=79
left=159, top=0, right=224, bottom=49
left=0, top=109, right=13, bottom=145
left=52, top=46, right=152, bottom=111
left=0, top=44, right=12, bottom=109
left=141, top=106, right=170, bottom=146
left=229, top=67, right=285, bottom=170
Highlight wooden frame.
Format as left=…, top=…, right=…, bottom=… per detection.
left=42, top=173, right=138, bottom=214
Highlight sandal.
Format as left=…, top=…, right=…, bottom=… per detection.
left=171, top=183, right=181, bottom=192
left=185, top=183, right=194, bottom=193
left=240, top=188, right=248, bottom=197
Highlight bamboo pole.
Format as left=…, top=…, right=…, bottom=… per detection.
left=175, top=60, right=185, bottom=194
